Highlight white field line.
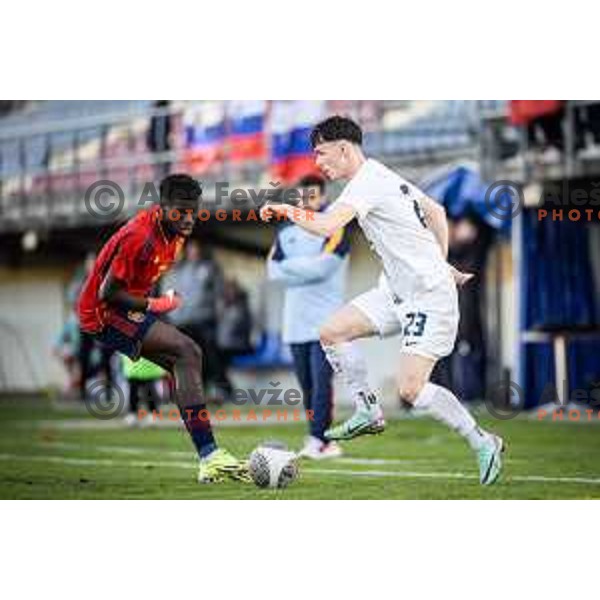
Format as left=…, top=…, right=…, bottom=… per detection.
left=0, top=453, right=195, bottom=470
left=41, top=442, right=191, bottom=458
left=307, top=468, right=600, bottom=485
left=37, top=441, right=534, bottom=465
left=30, top=415, right=310, bottom=430
left=37, top=442, right=434, bottom=466
left=2, top=451, right=600, bottom=486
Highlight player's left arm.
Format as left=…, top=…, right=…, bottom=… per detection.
left=99, top=273, right=146, bottom=311
left=260, top=203, right=357, bottom=238
left=100, top=272, right=182, bottom=314
left=419, top=195, right=474, bottom=287
left=99, top=233, right=182, bottom=314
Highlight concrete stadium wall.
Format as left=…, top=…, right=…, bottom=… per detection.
left=0, top=267, right=70, bottom=391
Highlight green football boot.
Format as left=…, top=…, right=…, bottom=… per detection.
left=324, top=409, right=385, bottom=441
left=197, top=448, right=251, bottom=484
left=478, top=434, right=505, bottom=486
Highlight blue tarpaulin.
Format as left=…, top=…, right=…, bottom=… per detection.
left=520, top=210, right=600, bottom=407
left=422, top=165, right=511, bottom=231
left=422, top=164, right=600, bottom=408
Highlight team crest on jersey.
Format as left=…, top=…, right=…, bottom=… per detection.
left=127, top=311, right=145, bottom=323
left=400, top=184, right=410, bottom=195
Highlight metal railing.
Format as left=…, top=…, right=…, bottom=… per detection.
left=478, top=100, right=600, bottom=183
left=0, top=101, right=484, bottom=230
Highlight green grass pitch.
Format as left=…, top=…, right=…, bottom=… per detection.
left=1, top=396, right=600, bottom=499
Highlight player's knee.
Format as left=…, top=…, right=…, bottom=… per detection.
left=158, top=355, right=176, bottom=373
left=175, top=335, right=203, bottom=365
left=397, top=376, right=425, bottom=405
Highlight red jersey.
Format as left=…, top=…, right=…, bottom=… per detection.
left=78, top=206, right=184, bottom=332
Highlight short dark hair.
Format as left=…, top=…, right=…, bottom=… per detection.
left=159, top=174, right=202, bottom=204
left=310, top=116, right=363, bottom=148
left=296, top=174, right=326, bottom=194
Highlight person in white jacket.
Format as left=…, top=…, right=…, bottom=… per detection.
left=268, top=175, right=350, bottom=459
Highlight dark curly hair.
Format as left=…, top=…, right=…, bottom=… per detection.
left=159, top=174, right=202, bottom=204
left=310, top=116, right=363, bottom=148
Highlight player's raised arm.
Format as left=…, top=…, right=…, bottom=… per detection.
left=260, top=202, right=357, bottom=238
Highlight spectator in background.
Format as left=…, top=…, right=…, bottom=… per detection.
left=121, top=354, right=165, bottom=427
left=53, top=313, right=81, bottom=396
left=508, top=100, right=594, bottom=158
left=267, top=175, right=350, bottom=459
left=576, top=102, right=600, bottom=150
left=510, top=100, right=566, bottom=153
left=431, top=209, right=494, bottom=402
left=0, top=101, right=27, bottom=116
left=217, top=278, right=253, bottom=390
left=167, top=239, right=230, bottom=400
left=147, top=100, right=172, bottom=179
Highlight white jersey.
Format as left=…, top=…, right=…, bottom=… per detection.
left=332, top=158, right=450, bottom=299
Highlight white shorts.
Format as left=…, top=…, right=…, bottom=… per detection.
left=351, top=277, right=459, bottom=360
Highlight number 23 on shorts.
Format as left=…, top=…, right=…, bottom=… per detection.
left=404, top=312, right=427, bottom=337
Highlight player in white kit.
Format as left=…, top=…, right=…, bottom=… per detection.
left=260, top=116, right=504, bottom=485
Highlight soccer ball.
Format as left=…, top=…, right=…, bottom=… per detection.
left=249, top=444, right=299, bottom=489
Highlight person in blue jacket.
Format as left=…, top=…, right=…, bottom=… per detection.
left=267, top=175, right=351, bottom=459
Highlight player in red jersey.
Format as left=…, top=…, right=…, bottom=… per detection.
left=78, top=174, right=249, bottom=483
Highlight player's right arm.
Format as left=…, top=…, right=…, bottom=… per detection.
left=260, top=203, right=357, bottom=238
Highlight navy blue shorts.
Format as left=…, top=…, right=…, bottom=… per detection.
left=90, top=309, right=158, bottom=360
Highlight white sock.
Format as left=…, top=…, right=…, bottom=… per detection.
left=321, top=342, right=380, bottom=413
left=413, top=383, right=490, bottom=451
